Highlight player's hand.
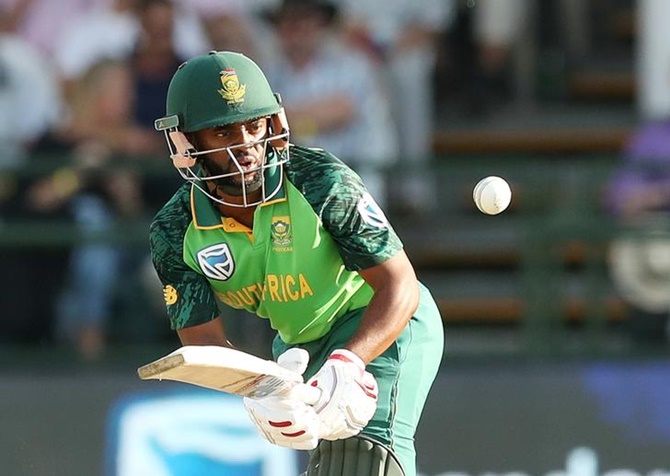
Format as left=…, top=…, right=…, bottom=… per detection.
left=244, top=395, right=321, bottom=450
left=276, top=346, right=310, bottom=375
left=307, top=349, right=378, bottom=441
left=243, top=348, right=320, bottom=450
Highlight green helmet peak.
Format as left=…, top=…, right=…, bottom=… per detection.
left=164, top=51, right=282, bottom=133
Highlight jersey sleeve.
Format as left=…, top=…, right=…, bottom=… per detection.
left=150, top=207, right=219, bottom=330
left=288, top=147, right=403, bottom=271
left=322, top=169, right=403, bottom=271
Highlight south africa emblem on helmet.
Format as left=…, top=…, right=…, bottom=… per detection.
left=218, top=69, right=246, bottom=104
left=271, top=216, right=293, bottom=251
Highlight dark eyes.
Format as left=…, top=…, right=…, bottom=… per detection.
left=215, top=120, right=264, bottom=138
left=215, top=130, right=232, bottom=138
left=247, top=120, right=264, bottom=132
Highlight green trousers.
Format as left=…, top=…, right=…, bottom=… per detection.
left=273, top=282, right=445, bottom=476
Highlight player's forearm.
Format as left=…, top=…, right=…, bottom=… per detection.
left=346, top=253, right=420, bottom=364
left=177, top=316, right=233, bottom=347
left=345, top=283, right=419, bottom=364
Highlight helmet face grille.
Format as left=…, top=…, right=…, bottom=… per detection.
left=160, top=122, right=290, bottom=208
left=180, top=132, right=290, bottom=208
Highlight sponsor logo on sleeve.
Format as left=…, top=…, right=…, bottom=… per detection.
left=357, top=192, right=389, bottom=228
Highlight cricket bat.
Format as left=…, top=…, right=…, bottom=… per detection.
left=137, top=346, right=321, bottom=404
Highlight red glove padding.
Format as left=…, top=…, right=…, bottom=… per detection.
left=307, top=349, right=378, bottom=441
left=244, top=395, right=321, bottom=450
left=243, top=348, right=320, bottom=450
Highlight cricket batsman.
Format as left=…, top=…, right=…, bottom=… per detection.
left=150, top=50, right=445, bottom=475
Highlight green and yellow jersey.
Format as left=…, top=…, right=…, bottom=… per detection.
left=150, top=145, right=403, bottom=344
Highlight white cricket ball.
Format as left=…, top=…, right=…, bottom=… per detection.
left=473, top=176, right=512, bottom=215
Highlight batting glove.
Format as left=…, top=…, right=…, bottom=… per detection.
left=307, top=349, right=378, bottom=441
left=243, top=348, right=321, bottom=450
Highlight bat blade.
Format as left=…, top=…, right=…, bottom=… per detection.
left=137, top=346, right=320, bottom=404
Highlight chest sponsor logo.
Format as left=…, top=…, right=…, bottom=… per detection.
left=197, top=243, right=235, bottom=281
left=357, top=192, right=389, bottom=228
left=271, top=216, right=293, bottom=250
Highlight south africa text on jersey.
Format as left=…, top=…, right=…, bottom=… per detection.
left=214, top=273, right=315, bottom=308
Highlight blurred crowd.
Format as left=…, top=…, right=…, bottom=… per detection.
left=0, top=0, right=449, bottom=359
left=0, top=0, right=588, bottom=359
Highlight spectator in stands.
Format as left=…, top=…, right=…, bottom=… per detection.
left=335, top=0, right=455, bottom=213
left=130, top=0, right=190, bottom=129
left=53, top=0, right=208, bottom=103
left=181, top=0, right=262, bottom=60
left=0, top=0, right=100, bottom=59
left=126, top=0, right=200, bottom=210
left=0, top=5, right=66, bottom=346
left=55, top=0, right=192, bottom=204
left=469, top=0, right=529, bottom=114
left=46, top=3, right=206, bottom=354
left=604, top=120, right=670, bottom=345
left=38, top=59, right=161, bottom=157
left=28, top=59, right=148, bottom=359
left=263, top=0, right=397, bottom=207
left=0, top=5, right=62, bottom=168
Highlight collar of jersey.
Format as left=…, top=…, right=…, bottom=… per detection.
left=190, top=151, right=288, bottom=230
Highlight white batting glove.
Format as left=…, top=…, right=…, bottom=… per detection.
left=244, top=395, right=321, bottom=450
left=276, top=347, right=310, bottom=375
left=307, top=349, right=378, bottom=441
left=243, top=348, right=321, bottom=450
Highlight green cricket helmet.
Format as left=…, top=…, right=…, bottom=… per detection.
left=155, top=51, right=290, bottom=207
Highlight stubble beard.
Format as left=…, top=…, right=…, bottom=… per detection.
left=215, top=172, right=263, bottom=196
left=203, top=159, right=263, bottom=197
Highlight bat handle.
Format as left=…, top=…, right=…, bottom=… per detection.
left=290, top=383, right=323, bottom=406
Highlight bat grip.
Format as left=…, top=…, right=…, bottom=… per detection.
left=290, top=383, right=322, bottom=406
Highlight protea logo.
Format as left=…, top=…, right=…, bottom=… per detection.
left=218, top=69, right=246, bottom=104
left=197, top=243, right=235, bottom=281
left=271, top=216, right=292, bottom=248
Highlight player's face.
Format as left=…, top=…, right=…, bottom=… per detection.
left=191, top=117, right=269, bottom=197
